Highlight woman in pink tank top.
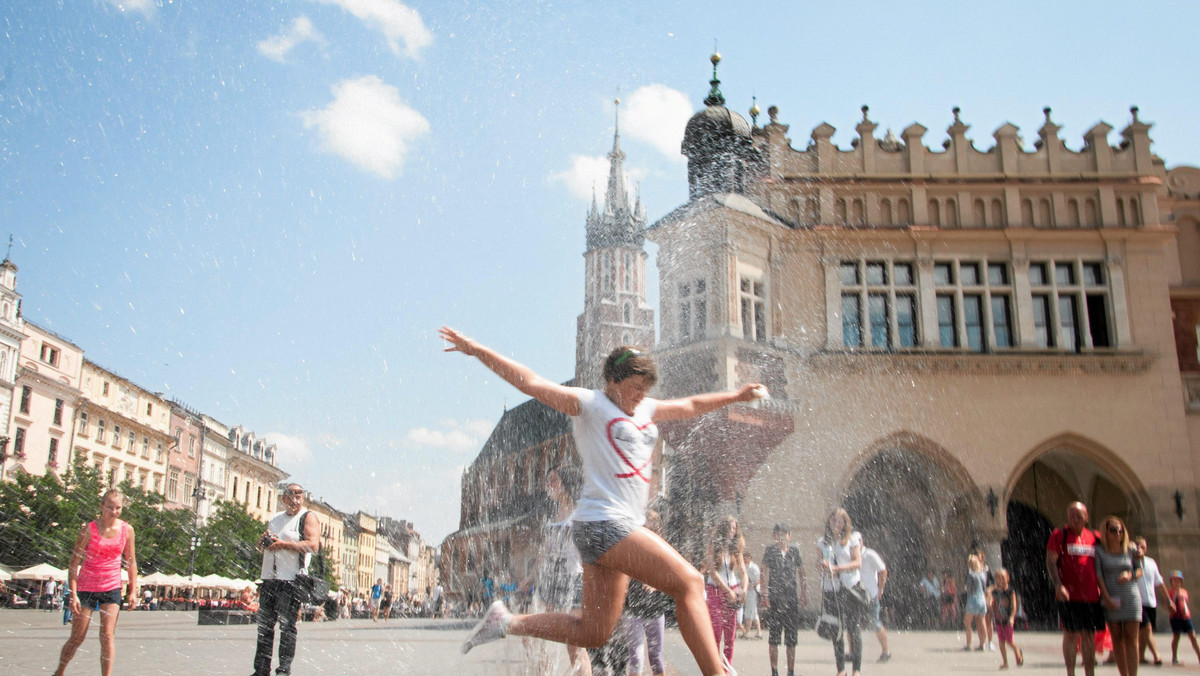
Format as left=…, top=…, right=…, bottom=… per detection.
left=54, top=488, right=139, bottom=676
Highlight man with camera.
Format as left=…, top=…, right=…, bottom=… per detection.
left=253, top=483, right=320, bottom=676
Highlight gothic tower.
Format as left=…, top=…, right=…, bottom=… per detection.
left=575, top=101, right=656, bottom=389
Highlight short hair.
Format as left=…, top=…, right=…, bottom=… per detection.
left=773, top=523, right=790, bottom=535
left=602, top=346, right=657, bottom=385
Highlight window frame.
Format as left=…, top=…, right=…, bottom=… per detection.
left=839, top=259, right=919, bottom=350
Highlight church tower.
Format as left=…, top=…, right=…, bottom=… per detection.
left=575, top=101, right=655, bottom=389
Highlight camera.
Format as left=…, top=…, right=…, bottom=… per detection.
left=260, top=534, right=276, bottom=549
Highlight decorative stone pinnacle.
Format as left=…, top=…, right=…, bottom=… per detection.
left=1131, top=105, right=1140, bottom=122
left=862, top=105, right=870, bottom=122
left=952, top=106, right=961, bottom=124
left=1043, top=106, right=1052, bottom=121
left=768, top=105, right=779, bottom=124
left=750, top=96, right=760, bottom=126
left=704, top=51, right=725, bottom=106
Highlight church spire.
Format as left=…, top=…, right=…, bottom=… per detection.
left=606, top=98, right=630, bottom=214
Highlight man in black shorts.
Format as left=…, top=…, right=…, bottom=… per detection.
left=1046, top=502, right=1105, bottom=676
left=761, top=523, right=806, bottom=676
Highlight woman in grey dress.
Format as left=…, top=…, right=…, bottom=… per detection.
left=1096, top=515, right=1143, bottom=676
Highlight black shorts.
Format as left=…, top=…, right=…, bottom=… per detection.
left=77, top=588, right=122, bottom=610
left=1058, top=601, right=1106, bottom=632
left=1172, top=617, right=1196, bottom=635
left=1141, top=606, right=1157, bottom=628
left=765, top=600, right=800, bottom=647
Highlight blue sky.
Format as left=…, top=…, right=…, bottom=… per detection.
left=2, top=0, right=1198, bottom=543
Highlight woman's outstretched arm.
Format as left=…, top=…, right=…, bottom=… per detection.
left=440, top=326, right=581, bottom=416
left=654, top=384, right=764, bottom=421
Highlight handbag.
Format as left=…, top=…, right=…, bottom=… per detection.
left=816, top=610, right=841, bottom=640
left=293, top=512, right=331, bottom=605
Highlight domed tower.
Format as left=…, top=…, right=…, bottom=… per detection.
left=575, top=101, right=655, bottom=389
left=681, top=52, right=763, bottom=200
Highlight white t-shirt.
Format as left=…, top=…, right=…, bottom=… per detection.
left=261, top=509, right=310, bottom=582
left=819, top=531, right=863, bottom=589
left=570, top=388, right=658, bottom=524
left=1138, top=555, right=1164, bottom=608
left=861, top=547, right=887, bottom=599
left=747, top=560, right=761, bottom=593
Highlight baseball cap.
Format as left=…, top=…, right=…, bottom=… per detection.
left=1171, top=570, right=1184, bottom=580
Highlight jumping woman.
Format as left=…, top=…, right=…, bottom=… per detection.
left=443, top=326, right=761, bottom=676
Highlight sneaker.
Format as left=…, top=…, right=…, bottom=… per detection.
left=989, top=641, right=997, bottom=652
left=879, top=652, right=892, bottom=662
left=460, top=601, right=511, bottom=654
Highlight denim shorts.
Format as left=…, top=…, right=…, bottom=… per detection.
left=572, top=518, right=637, bottom=565
left=77, top=588, right=122, bottom=610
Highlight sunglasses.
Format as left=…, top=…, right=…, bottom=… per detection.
left=1107, top=526, right=1124, bottom=534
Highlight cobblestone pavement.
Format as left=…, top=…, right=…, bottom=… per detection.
left=3, top=609, right=1198, bottom=675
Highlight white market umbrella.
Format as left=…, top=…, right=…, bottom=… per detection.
left=0, top=568, right=11, bottom=582
left=141, top=571, right=172, bottom=585
left=13, top=563, right=67, bottom=581
left=192, top=574, right=227, bottom=588
left=164, top=574, right=193, bottom=588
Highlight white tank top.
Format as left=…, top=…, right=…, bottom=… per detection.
left=261, top=509, right=310, bottom=581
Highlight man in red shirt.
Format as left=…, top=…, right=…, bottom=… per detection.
left=1046, top=501, right=1105, bottom=676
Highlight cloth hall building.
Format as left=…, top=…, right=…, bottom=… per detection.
left=443, top=59, right=1200, bottom=626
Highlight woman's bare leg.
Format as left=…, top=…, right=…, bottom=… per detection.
left=508, top=528, right=727, bottom=675
left=97, top=603, right=120, bottom=676
left=54, top=606, right=94, bottom=676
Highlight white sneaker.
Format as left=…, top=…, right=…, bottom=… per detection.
left=720, top=652, right=737, bottom=676
left=461, top=601, right=512, bottom=654
left=988, top=641, right=997, bottom=652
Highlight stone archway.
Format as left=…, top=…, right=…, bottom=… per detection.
left=843, top=433, right=984, bottom=629
left=1003, top=434, right=1154, bottom=628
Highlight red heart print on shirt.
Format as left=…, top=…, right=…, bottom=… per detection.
left=606, top=418, right=657, bottom=483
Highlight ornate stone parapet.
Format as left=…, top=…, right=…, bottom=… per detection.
left=810, top=349, right=1155, bottom=376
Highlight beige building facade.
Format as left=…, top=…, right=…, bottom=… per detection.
left=355, top=511, right=378, bottom=591
left=7, top=322, right=83, bottom=481
left=0, top=259, right=24, bottom=480
left=647, top=62, right=1200, bottom=626
left=225, top=425, right=287, bottom=522
left=74, top=360, right=172, bottom=494
left=305, top=496, right=345, bottom=586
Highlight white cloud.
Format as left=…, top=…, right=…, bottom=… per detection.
left=622, top=84, right=694, bottom=161
left=549, top=154, right=611, bottom=202
left=105, top=0, right=155, bottom=14
left=400, top=418, right=492, bottom=453
left=258, top=16, right=324, bottom=63
left=301, top=75, right=430, bottom=178
left=313, top=0, right=433, bottom=59
left=264, top=432, right=314, bottom=467
left=549, top=154, right=649, bottom=203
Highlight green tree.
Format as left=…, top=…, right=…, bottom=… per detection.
left=192, top=499, right=264, bottom=579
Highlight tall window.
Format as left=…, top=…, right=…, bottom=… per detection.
left=1029, top=260, right=1111, bottom=352
left=623, top=252, right=633, bottom=292
left=128, top=430, right=136, bottom=454
left=168, top=470, right=179, bottom=502
left=19, top=385, right=30, bottom=414
left=155, top=441, right=164, bottom=462
left=678, top=279, right=707, bottom=343
left=739, top=275, right=767, bottom=343
left=933, top=260, right=1013, bottom=352
left=183, top=474, right=194, bottom=505
left=840, top=260, right=917, bottom=349
left=78, top=411, right=89, bottom=435
left=113, top=425, right=122, bottom=448
left=13, top=427, right=25, bottom=457
left=53, top=398, right=64, bottom=426
left=48, top=438, right=58, bottom=466
left=141, top=436, right=150, bottom=459
left=97, top=419, right=106, bottom=443
left=188, top=436, right=196, bottom=457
